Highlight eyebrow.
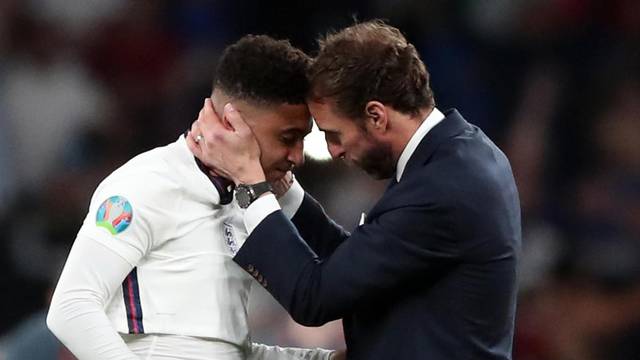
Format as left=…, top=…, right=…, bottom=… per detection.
left=282, top=128, right=310, bottom=136
left=318, top=128, right=338, bottom=134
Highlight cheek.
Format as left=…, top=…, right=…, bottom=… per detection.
left=259, top=142, right=287, bottom=166
left=259, top=150, right=276, bottom=167
left=343, top=134, right=368, bottom=157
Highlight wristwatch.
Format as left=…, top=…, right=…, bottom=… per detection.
left=235, top=181, right=273, bottom=209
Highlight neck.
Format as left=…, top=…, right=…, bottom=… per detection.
left=389, top=107, right=433, bottom=163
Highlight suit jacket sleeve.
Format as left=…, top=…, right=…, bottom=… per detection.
left=233, top=197, right=456, bottom=326
left=290, top=193, right=349, bottom=259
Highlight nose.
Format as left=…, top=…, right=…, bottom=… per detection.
left=327, top=143, right=345, bottom=160
left=287, top=141, right=305, bottom=168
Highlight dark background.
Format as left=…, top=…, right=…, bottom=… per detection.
left=1, top=1, right=640, bottom=359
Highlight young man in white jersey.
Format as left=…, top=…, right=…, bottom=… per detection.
left=47, top=35, right=339, bottom=360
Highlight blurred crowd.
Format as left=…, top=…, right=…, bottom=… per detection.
left=1, top=1, right=639, bottom=359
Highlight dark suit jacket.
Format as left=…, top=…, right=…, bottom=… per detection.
left=234, top=109, right=521, bottom=359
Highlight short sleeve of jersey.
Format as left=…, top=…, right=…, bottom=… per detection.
left=77, top=178, right=179, bottom=266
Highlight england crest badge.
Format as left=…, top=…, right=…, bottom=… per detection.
left=223, top=222, right=238, bottom=254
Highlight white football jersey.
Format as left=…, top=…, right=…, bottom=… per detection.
left=77, top=135, right=254, bottom=345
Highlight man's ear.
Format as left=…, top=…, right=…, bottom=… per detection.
left=364, top=101, right=388, bottom=133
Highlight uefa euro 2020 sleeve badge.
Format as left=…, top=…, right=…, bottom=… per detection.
left=96, top=196, right=133, bottom=235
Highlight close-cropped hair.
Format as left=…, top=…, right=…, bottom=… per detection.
left=309, top=20, right=434, bottom=119
left=214, top=35, right=311, bottom=105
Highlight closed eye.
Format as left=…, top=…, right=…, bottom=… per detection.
left=324, top=131, right=341, bottom=145
left=280, top=130, right=306, bottom=146
left=280, top=135, right=299, bottom=146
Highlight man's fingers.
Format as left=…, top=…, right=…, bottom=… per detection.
left=186, top=130, right=203, bottom=158
left=190, top=120, right=206, bottom=145
left=197, top=98, right=225, bottom=142
left=270, top=171, right=295, bottom=198
left=190, top=118, right=200, bottom=135
left=223, top=103, right=250, bottom=134
left=283, top=170, right=294, bottom=184
left=195, top=98, right=228, bottom=144
left=202, top=98, right=223, bottom=126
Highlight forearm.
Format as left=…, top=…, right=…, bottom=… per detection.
left=247, top=191, right=348, bottom=260
left=248, top=342, right=334, bottom=360
left=237, top=204, right=447, bottom=327
left=291, top=194, right=349, bottom=258
left=237, top=211, right=343, bottom=326
left=47, top=296, right=139, bottom=359
left=47, top=237, right=140, bottom=359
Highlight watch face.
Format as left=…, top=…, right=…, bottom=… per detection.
left=235, top=186, right=252, bottom=208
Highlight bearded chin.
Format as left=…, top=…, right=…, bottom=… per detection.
left=359, top=140, right=395, bottom=180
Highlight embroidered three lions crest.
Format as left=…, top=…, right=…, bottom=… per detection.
left=223, top=222, right=238, bottom=254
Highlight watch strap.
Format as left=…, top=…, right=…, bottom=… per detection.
left=249, top=181, right=273, bottom=199
left=236, top=181, right=273, bottom=208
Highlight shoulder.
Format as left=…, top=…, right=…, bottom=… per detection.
left=421, top=127, right=513, bottom=193
left=414, top=129, right=520, bottom=232
left=90, top=148, right=184, bottom=220
left=392, top=129, right=517, bottom=223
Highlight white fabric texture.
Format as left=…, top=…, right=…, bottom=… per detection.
left=47, top=136, right=334, bottom=359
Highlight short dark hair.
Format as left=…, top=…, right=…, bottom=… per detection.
left=309, top=20, right=434, bottom=119
left=213, top=35, right=311, bottom=105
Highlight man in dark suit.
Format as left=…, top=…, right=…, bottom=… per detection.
left=188, top=20, right=521, bottom=360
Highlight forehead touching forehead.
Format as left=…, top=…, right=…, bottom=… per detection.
left=256, top=102, right=312, bottom=135
left=309, top=97, right=356, bottom=127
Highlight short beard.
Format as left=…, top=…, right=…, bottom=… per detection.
left=358, top=136, right=395, bottom=180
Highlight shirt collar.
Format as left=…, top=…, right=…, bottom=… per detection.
left=172, top=134, right=234, bottom=205
left=395, top=107, right=445, bottom=182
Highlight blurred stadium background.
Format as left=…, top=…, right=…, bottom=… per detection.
left=1, top=0, right=640, bottom=359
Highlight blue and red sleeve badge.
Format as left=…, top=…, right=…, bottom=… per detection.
left=96, top=196, right=133, bottom=235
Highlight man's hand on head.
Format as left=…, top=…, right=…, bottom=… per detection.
left=187, top=98, right=266, bottom=185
